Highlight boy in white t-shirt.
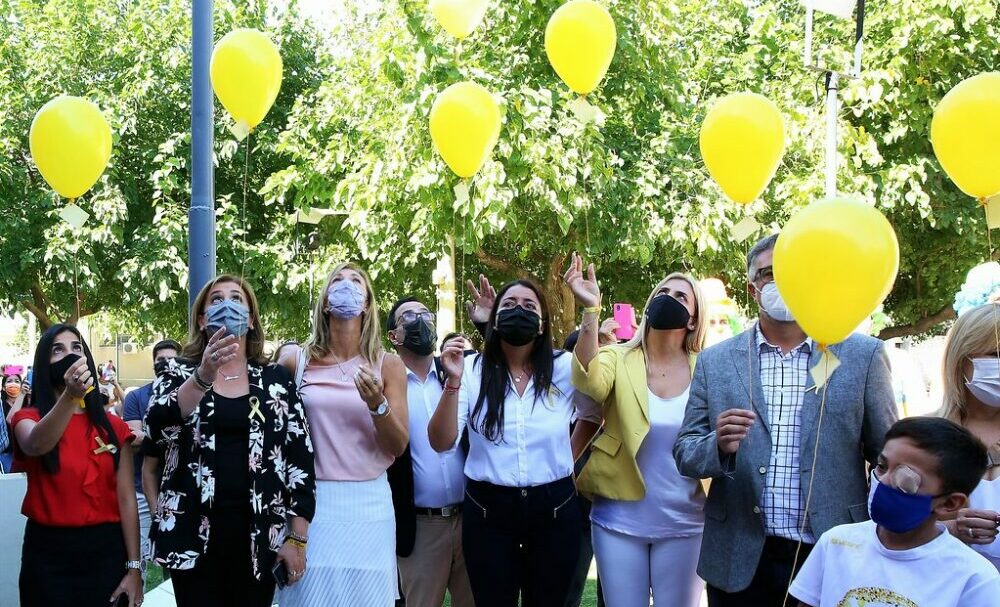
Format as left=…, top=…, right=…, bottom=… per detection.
left=790, top=417, right=1000, bottom=607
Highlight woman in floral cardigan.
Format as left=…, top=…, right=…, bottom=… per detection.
left=145, top=275, right=315, bottom=607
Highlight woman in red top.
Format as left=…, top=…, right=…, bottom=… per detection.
left=12, top=324, right=143, bottom=607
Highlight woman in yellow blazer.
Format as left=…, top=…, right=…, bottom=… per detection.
left=564, top=252, right=708, bottom=607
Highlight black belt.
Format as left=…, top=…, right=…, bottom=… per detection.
left=415, top=503, right=463, bottom=517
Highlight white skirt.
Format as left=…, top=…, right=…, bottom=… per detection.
left=279, top=474, right=397, bottom=606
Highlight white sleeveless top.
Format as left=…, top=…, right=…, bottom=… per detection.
left=968, top=476, right=1000, bottom=571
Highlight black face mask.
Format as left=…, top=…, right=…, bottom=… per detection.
left=495, top=307, right=542, bottom=346
left=50, top=353, right=83, bottom=388
left=645, top=294, right=691, bottom=331
left=154, top=359, right=171, bottom=378
left=401, top=319, right=436, bottom=356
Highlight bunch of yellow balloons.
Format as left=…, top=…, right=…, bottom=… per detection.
left=210, top=28, right=283, bottom=131
left=931, top=72, right=1000, bottom=201
left=773, top=198, right=899, bottom=347
left=29, top=96, right=113, bottom=200
left=700, top=92, right=786, bottom=205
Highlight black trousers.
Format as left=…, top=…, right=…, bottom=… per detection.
left=463, top=476, right=582, bottom=607
left=707, top=537, right=814, bottom=607
left=20, top=521, right=126, bottom=607
left=171, top=509, right=276, bottom=607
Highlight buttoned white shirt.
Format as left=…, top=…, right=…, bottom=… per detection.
left=406, top=365, right=466, bottom=508
left=457, top=353, right=577, bottom=487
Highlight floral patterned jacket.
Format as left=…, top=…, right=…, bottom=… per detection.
left=144, top=358, right=315, bottom=578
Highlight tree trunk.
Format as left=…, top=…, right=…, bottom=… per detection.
left=542, top=253, right=575, bottom=345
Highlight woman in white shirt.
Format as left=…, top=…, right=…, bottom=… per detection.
left=938, top=303, right=1000, bottom=570
left=429, top=279, right=596, bottom=607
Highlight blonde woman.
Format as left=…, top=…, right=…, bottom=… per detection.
left=564, top=252, right=708, bottom=607
left=279, top=262, right=408, bottom=605
left=939, top=303, right=1000, bottom=571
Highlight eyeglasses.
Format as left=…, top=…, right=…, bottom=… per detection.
left=399, top=311, right=435, bottom=324
left=752, top=265, right=775, bottom=284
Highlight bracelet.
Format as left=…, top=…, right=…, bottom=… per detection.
left=288, top=531, right=308, bottom=543
left=444, top=382, right=460, bottom=395
left=192, top=367, right=213, bottom=391
left=285, top=536, right=307, bottom=549
left=582, top=305, right=602, bottom=315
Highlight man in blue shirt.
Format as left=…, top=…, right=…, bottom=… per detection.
left=123, top=339, right=180, bottom=570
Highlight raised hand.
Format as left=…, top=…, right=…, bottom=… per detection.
left=354, top=364, right=385, bottom=410
left=64, top=358, right=94, bottom=399
left=563, top=252, right=601, bottom=309
left=199, top=327, right=239, bottom=383
left=466, top=274, right=496, bottom=324
left=440, top=336, right=467, bottom=382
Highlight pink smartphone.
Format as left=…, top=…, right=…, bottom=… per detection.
left=613, top=303, right=636, bottom=341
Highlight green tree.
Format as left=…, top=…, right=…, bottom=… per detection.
left=267, top=0, right=999, bottom=341
left=0, top=0, right=327, bottom=340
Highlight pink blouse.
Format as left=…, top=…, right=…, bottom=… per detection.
left=299, top=353, right=394, bottom=481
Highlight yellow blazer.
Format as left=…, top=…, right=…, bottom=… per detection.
left=572, top=344, right=698, bottom=501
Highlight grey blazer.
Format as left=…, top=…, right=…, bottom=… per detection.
left=673, top=328, right=897, bottom=593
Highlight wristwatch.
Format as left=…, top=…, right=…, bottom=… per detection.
left=126, top=560, right=142, bottom=572
left=369, top=399, right=390, bottom=418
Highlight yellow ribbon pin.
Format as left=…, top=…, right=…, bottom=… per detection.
left=93, top=436, right=117, bottom=455
left=248, top=396, right=266, bottom=423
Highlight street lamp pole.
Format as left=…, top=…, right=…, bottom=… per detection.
left=189, top=0, right=216, bottom=314
left=803, top=0, right=865, bottom=198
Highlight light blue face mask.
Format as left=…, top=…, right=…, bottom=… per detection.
left=327, top=280, right=366, bottom=319
left=205, top=299, right=250, bottom=337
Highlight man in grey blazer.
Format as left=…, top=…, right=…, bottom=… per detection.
left=674, top=233, right=897, bottom=606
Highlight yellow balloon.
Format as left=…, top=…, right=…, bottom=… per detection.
left=544, top=0, right=617, bottom=95
left=429, top=81, right=501, bottom=179
left=773, top=198, right=899, bottom=346
left=210, top=29, right=283, bottom=130
left=700, top=92, right=785, bottom=205
left=931, top=72, right=1000, bottom=199
left=29, top=96, right=113, bottom=199
left=429, top=0, right=490, bottom=40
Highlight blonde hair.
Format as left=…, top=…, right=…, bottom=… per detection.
left=939, top=303, right=1000, bottom=423
left=622, top=272, right=708, bottom=355
left=303, top=262, right=384, bottom=364
left=182, top=274, right=267, bottom=364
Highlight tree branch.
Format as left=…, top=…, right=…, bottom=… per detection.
left=474, top=249, right=534, bottom=281
left=877, top=306, right=956, bottom=340
left=20, top=299, right=53, bottom=330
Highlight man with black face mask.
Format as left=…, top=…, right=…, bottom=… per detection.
left=386, top=298, right=473, bottom=607
left=674, top=233, right=897, bottom=607
left=122, top=338, right=180, bottom=574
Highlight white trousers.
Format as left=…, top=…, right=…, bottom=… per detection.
left=592, top=524, right=704, bottom=607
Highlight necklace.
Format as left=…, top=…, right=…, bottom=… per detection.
left=329, top=352, right=351, bottom=380
left=511, top=368, right=530, bottom=383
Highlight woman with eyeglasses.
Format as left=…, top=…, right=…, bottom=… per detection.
left=144, top=274, right=316, bottom=607
left=428, top=276, right=598, bottom=607
left=278, top=262, right=409, bottom=606
left=11, top=324, right=142, bottom=606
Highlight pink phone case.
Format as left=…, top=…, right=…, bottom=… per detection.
left=613, top=303, right=636, bottom=341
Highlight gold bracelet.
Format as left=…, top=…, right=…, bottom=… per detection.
left=286, top=537, right=307, bottom=549
left=582, top=306, right=601, bottom=315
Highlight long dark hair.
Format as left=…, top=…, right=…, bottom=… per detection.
left=31, top=324, right=121, bottom=473
left=472, top=280, right=560, bottom=443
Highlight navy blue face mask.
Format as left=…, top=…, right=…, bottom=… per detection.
left=867, top=471, right=943, bottom=534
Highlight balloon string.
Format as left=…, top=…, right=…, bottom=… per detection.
left=983, top=200, right=1000, bottom=365
left=460, top=183, right=468, bottom=331
left=240, top=132, right=252, bottom=283
left=783, top=349, right=830, bottom=607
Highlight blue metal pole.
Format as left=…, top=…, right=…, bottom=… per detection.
left=189, top=0, right=215, bottom=314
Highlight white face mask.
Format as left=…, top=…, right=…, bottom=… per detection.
left=966, top=357, right=1000, bottom=407
left=759, top=282, right=795, bottom=323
